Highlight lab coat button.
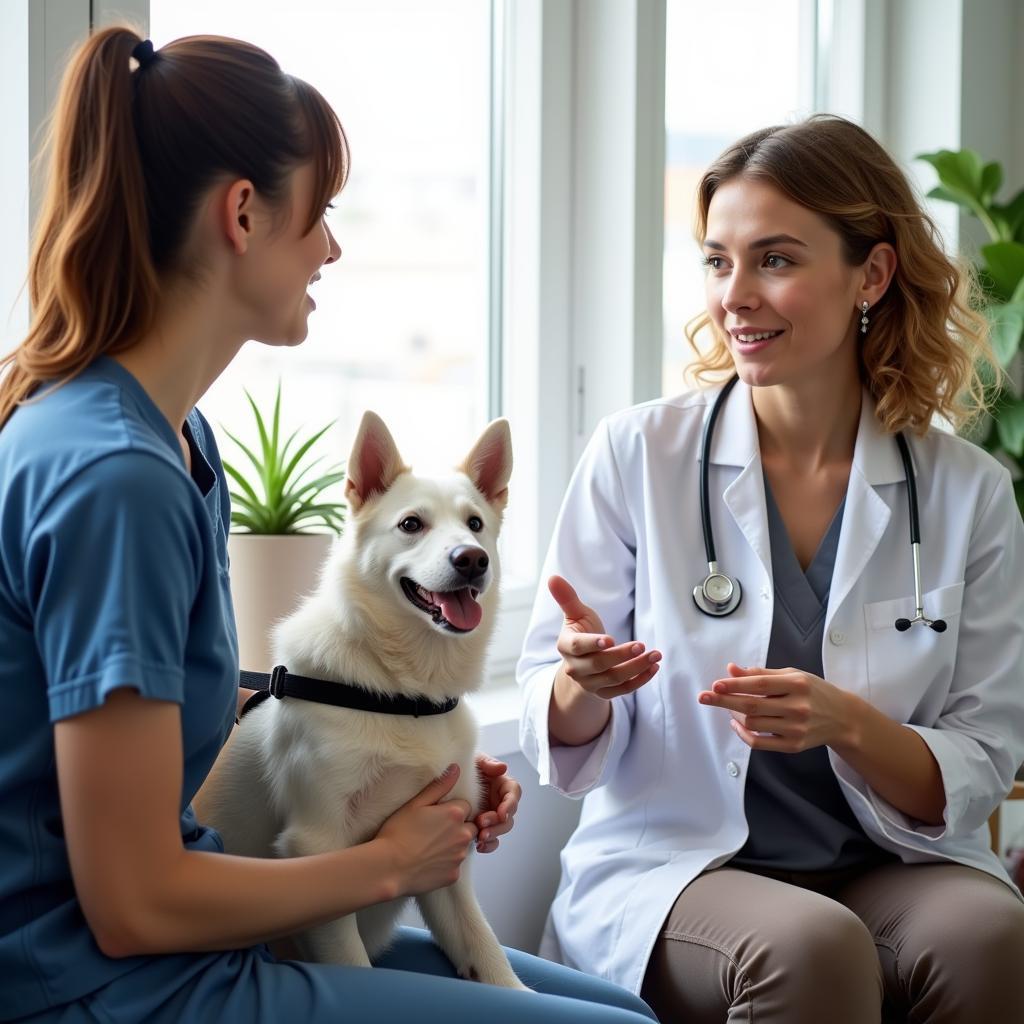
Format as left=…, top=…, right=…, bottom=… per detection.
left=759, top=585, right=770, bottom=600
left=829, top=630, right=847, bottom=646
left=726, top=761, right=740, bottom=778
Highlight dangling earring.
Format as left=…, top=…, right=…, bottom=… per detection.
left=860, top=300, right=870, bottom=334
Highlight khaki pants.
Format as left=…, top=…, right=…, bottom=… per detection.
left=639, top=861, right=1024, bottom=1023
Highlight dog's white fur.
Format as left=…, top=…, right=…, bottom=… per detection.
left=198, top=412, right=524, bottom=988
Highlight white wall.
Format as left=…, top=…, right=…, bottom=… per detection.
left=865, top=0, right=1023, bottom=254
left=0, top=1, right=30, bottom=355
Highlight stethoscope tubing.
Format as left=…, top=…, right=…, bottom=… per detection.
left=695, top=375, right=945, bottom=633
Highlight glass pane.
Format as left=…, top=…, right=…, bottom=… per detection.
left=150, top=0, right=491, bottom=481
left=663, top=0, right=812, bottom=396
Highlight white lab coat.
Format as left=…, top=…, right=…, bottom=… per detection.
left=517, top=379, right=1024, bottom=995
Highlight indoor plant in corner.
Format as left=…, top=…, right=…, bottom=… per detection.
left=917, top=147, right=1024, bottom=519
left=220, top=383, right=346, bottom=671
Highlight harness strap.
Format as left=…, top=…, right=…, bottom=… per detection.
left=237, top=665, right=459, bottom=719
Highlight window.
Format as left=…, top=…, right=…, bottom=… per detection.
left=662, top=0, right=816, bottom=395
left=150, top=0, right=536, bottom=684
left=150, top=0, right=495, bottom=480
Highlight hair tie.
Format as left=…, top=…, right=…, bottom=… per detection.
left=132, top=39, right=157, bottom=70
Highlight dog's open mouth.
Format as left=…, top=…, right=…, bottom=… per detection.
left=400, top=578, right=483, bottom=633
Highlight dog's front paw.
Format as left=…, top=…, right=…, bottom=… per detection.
left=458, top=962, right=531, bottom=990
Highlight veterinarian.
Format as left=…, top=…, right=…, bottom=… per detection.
left=518, top=115, right=1024, bottom=1023
left=0, top=28, right=658, bottom=1024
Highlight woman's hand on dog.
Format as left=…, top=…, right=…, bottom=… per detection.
left=375, top=763, right=479, bottom=895
left=474, top=755, right=521, bottom=854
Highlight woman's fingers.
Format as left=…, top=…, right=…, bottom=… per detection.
left=698, top=692, right=786, bottom=716
left=560, top=638, right=657, bottom=674
left=549, top=575, right=598, bottom=623
left=595, top=659, right=661, bottom=699
left=565, top=643, right=659, bottom=684
left=548, top=575, right=607, bottom=634
left=569, top=651, right=663, bottom=700
left=557, top=631, right=614, bottom=658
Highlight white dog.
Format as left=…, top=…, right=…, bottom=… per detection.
left=198, top=410, right=524, bottom=989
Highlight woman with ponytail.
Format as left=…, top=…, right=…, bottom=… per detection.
left=0, top=28, right=655, bottom=1024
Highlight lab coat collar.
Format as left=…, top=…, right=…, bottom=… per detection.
left=699, top=377, right=908, bottom=487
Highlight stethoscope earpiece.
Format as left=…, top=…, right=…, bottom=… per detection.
left=696, top=375, right=944, bottom=636
left=895, top=616, right=947, bottom=633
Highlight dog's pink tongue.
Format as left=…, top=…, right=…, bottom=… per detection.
left=437, top=589, right=483, bottom=631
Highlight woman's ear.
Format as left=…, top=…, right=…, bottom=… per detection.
left=221, top=179, right=256, bottom=256
left=860, top=242, right=897, bottom=308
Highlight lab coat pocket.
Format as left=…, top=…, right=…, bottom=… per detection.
left=862, top=581, right=965, bottom=719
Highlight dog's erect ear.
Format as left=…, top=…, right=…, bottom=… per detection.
left=459, top=418, right=512, bottom=512
left=345, top=411, right=409, bottom=512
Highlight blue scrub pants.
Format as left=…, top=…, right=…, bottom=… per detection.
left=16, top=928, right=657, bottom=1023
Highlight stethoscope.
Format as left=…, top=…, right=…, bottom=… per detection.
left=693, top=374, right=947, bottom=633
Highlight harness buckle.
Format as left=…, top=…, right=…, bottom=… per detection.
left=269, top=664, right=288, bottom=699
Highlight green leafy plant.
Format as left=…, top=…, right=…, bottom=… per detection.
left=220, top=383, right=346, bottom=535
left=918, top=148, right=1024, bottom=517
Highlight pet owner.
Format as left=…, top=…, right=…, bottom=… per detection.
left=0, top=28, right=657, bottom=1024
left=518, top=115, right=1024, bottom=1022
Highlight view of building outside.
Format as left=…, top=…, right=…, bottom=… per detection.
left=662, top=0, right=813, bottom=396
left=151, top=0, right=492, bottom=482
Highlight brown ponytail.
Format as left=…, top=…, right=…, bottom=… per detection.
left=0, top=27, right=348, bottom=430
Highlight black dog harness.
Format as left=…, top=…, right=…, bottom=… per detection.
left=237, top=665, right=460, bottom=720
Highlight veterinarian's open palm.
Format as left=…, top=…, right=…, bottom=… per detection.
left=550, top=575, right=661, bottom=699
left=375, top=764, right=478, bottom=896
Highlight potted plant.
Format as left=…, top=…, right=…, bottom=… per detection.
left=917, top=147, right=1024, bottom=518
left=220, top=383, right=346, bottom=670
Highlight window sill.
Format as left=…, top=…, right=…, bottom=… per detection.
left=466, top=678, right=521, bottom=758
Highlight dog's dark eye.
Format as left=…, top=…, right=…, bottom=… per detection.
left=399, top=516, right=423, bottom=533
left=467, top=515, right=483, bottom=533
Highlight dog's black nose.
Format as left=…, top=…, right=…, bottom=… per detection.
left=449, top=545, right=489, bottom=582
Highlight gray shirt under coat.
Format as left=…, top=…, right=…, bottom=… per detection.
left=729, top=475, right=893, bottom=872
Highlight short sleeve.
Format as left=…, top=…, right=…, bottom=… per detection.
left=23, top=452, right=203, bottom=722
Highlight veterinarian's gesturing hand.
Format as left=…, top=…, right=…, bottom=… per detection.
left=697, top=663, right=858, bottom=752
left=550, top=575, right=662, bottom=700
left=473, top=755, right=521, bottom=854
left=376, top=764, right=479, bottom=896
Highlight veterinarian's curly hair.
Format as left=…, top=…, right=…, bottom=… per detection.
left=684, top=114, right=996, bottom=435
left=0, top=26, right=348, bottom=429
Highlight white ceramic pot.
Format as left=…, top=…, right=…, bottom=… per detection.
left=227, top=533, right=335, bottom=672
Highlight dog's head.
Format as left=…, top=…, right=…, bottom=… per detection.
left=340, top=411, right=512, bottom=641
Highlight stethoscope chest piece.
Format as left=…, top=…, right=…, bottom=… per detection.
left=693, top=569, right=742, bottom=617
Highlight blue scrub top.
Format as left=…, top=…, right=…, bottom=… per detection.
left=0, top=357, right=238, bottom=1019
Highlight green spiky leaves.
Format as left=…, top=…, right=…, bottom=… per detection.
left=220, top=382, right=346, bottom=535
